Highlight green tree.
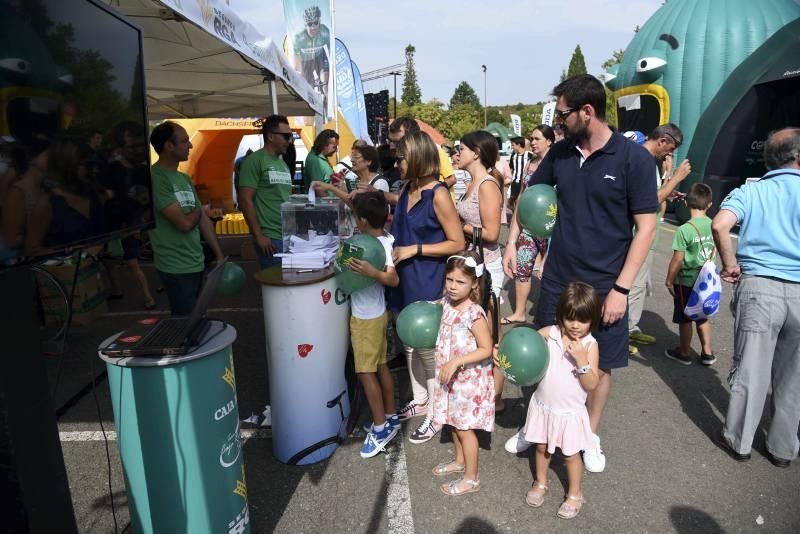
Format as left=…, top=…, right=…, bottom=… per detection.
left=439, top=104, right=481, bottom=142
left=449, top=81, right=481, bottom=109
left=411, top=100, right=446, bottom=131
left=567, top=45, right=588, bottom=78
left=600, top=51, right=625, bottom=128
left=401, top=44, right=422, bottom=106
left=601, top=50, right=625, bottom=72
left=485, top=108, right=505, bottom=126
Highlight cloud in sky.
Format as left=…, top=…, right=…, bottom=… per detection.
left=235, top=0, right=664, bottom=105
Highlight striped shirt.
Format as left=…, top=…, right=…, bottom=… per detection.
left=509, top=151, right=531, bottom=183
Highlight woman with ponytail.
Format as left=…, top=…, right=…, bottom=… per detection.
left=455, top=130, right=506, bottom=411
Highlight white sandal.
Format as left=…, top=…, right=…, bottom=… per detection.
left=525, top=481, right=549, bottom=507
left=557, top=494, right=585, bottom=519
left=440, top=477, right=480, bottom=496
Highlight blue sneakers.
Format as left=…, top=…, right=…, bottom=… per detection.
left=360, top=423, right=399, bottom=458
left=363, top=415, right=401, bottom=434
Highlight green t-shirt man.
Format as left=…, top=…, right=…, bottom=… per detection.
left=239, top=150, right=293, bottom=240
left=671, top=215, right=715, bottom=287
left=150, top=165, right=204, bottom=274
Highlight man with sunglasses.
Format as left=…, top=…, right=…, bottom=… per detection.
left=239, top=115, right=295, bottom=268
left=627, top=124, right=692, bottom=350
left=504, top=75, right=658, bottom=473
left=291, top=5, right=330, bottom=96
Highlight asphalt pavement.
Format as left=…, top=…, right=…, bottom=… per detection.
left=51, top=223, right=800, bottom=533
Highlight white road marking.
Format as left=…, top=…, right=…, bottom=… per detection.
left=104, top=307, right=262, bottom=317
left=59, top=428, right=271, bottom=442
left=385, top=433, right=414, bottom=534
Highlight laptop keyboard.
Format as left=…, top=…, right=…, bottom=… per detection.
left=143, top=318, right=191, bottom=347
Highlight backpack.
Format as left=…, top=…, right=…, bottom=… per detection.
left=683, top=222, right=722, bottom=320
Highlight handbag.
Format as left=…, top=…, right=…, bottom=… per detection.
left=682, top=222, right=722, bottom=320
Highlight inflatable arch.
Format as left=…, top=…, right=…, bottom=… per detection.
left=604, top=0, right=800, bottom=218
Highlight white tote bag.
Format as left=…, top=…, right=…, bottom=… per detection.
left=683, top=223, right=722, bottom=320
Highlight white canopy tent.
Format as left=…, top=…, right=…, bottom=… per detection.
left=105, top=0, right=323, bottom=119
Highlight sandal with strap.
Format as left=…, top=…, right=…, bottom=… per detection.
left=440, top=477, right=480, bottom=496
left=432, top=461, right=465, bottom=476
left=525, top=481, right=549, bottom=507
left=557, top=494, right=585, bottom=520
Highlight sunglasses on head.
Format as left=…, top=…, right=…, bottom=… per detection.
left=664, top=132, right=681, bottom=149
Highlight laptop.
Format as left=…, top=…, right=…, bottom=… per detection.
left=102, top=258, right=228, bottom=357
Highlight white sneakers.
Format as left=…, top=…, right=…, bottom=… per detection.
left=504, top=428, right=533, bottom=453
left=582, top=434, right=606, bottom=473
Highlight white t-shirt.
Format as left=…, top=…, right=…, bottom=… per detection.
left=350, top=233, right=394, bottom=319
left=370, top=176, right=389, bottom=192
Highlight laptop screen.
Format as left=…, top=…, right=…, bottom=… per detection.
left=184, top=258, right=227, bottom=327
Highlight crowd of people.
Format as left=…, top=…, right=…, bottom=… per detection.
left=258, top=73, right=799, bottom=520
left=139, top=73, right=799, bottom=520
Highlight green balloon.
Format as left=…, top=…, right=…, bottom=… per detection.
left=217, top=261, right=246, bottom=296
left=517, top=184, right=558, bottom=238
left=396, top=301, right=443, bottom=350
left=333, top=233, right=386, bottom=295
left=497, top=326, right=549, bottom=386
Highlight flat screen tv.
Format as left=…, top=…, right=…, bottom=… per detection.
left=0, top=0, right=151, bottom=269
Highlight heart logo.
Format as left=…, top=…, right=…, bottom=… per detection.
left=297, top=344, right=313, bottom=358
left=321, top=289, right=331, bottom=304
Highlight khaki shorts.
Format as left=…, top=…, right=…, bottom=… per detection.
left=351, top=312, right=388, bottom=373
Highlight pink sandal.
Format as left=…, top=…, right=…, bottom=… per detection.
left=557, top=494, right=585, bottom=519
left=525, top=481, right=548, bottom=507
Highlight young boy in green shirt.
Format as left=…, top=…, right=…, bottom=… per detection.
left=665, top=183, right=717, bottom=366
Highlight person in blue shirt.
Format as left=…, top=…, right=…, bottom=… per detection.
left=712, top=127, right=800, bottom=469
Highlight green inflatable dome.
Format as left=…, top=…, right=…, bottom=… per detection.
left=604, top=0, right=800, bottom=220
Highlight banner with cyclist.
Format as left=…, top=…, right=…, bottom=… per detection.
left=282, top=1, right=335, bottom=119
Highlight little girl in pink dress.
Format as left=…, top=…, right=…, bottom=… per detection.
left=521, top=282, right=601, bottom=520
left=430, top=252, right=494, bottom=496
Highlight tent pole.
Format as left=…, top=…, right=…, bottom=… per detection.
left=270, top=80, right=279, bottom=114
left=330, top=0, right=338, bottom=132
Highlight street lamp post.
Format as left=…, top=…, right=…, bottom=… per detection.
left=481, top=64, right=487, bottom=127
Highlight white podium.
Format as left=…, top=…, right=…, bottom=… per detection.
left=255, top=266, right=350, bottom=464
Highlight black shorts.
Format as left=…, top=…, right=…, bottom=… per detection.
left=121, top=236, right=142, bottom=261
left=509, top=180, right=522, bottom=202
left=672, top=285, right=708, bottom=325
left=536, top=280, right=629, bottom=370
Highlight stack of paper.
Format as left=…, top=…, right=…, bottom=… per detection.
left=275, top=233, right=340, bottom=269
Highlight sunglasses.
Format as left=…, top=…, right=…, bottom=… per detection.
left=270, top=131, right=293, bottom=141
left=306, top=20, right=320, bottom=27
left=554, top=107, right=578, bottom=121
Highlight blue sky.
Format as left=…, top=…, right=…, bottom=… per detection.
left=236, top=0, right=664, bottom=105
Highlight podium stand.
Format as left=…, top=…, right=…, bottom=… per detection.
left=255, top=266, right=350, bottom=465
left=99, top=321, right=249, bottom=534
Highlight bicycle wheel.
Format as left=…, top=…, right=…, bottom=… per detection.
left=30, top=265, right=72, bottom=347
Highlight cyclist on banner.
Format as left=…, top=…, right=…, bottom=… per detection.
left=291, top=5, right=330, bottom=97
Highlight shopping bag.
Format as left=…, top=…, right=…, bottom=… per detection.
left=683, top=223, right=721, bottom=320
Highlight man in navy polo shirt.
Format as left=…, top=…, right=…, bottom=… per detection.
left=502, top=75, right=658, bottom=472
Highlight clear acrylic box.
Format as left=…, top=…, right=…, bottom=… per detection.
left=280, top=195, right=354, bottom=252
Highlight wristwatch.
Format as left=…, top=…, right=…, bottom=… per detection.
left=576, top=364, right=592, bottom=375
left=417, top=242, right=423, bottom=256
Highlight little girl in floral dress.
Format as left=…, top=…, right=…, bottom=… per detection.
left=430, top=251, right=494, bottom=496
